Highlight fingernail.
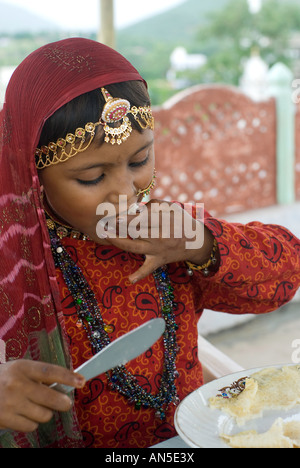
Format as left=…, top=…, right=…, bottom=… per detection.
left=75, top=375, right=86, bottom=388
left=130, top=277, right=138, bottom=284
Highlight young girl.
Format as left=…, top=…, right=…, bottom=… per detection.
left=0, top=38, right=299, bottom=449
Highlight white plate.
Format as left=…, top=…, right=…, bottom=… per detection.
left=174, top=364, right=300, bottom=448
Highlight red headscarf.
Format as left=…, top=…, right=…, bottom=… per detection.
left=0, top=38, right=145, bottom=448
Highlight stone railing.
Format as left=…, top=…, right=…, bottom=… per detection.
left=153, top=63, right=297, bottom=217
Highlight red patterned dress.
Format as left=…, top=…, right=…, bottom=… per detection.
left=57, top=212, right=300, bottom=448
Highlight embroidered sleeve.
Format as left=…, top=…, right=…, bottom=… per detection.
left=193, top=214, right=300, bottom=315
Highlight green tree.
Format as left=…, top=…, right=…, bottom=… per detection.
left=194, top=0, right=300, bottom=85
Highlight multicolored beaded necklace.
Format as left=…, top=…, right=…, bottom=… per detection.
left=48, top=219, right=180, bottom=419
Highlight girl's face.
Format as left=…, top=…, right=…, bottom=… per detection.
left=39, top=128, right=155, bottom=243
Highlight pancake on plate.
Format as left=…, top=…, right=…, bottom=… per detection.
left=221, top=418, right=300, bottom=448
left=209, top=366, right=300, bottom=426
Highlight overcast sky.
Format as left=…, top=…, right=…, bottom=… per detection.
left=2, top=0, right=185, bottom=30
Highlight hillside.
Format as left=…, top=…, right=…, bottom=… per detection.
left=0, top=2, right=59, bottom=33
left=1, top=0, right=300, bottom=103
left=0, top=0, right=229, bottom=84
left=116, top=0, right=230, bottom=99
left=0, top=0, right=229, bottom=37
left=117, top=0, right=229, bottom=49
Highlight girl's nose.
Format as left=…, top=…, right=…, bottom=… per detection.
left=107, top=173, right=136, bottom=206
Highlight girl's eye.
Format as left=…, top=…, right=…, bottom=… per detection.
left=76, top=152, right=150, bottom=185
left=77, top=174, right=105, bottom=186
left=130, top=154, right=150, bottom=168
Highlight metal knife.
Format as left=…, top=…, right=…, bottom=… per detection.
left=52, top=318, right=166, bottom=394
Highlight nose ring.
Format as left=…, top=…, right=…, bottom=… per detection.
left=136, top=169, right=156, bottom=197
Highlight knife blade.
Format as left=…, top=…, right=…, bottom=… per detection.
left=52, top=318, right=166, bottom=394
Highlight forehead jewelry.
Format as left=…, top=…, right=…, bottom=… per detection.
left=101, top=88, right=132, bottom=145
left=101, top=88, right=154, bottom=145
left=35, top=87, right=154, bottom=170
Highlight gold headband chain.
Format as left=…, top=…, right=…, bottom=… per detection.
left=35, top=88, right=155, bottom=170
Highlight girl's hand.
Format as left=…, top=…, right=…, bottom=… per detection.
left=0, top=360, right=85, bottom=433
left=106, top=199, right=215, bottom=283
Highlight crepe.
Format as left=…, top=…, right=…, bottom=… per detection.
left=221, top=418, right=300, bottom=448
left=209, top=366, right=300, bottom=426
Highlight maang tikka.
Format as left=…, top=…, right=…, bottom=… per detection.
left=35, top=87, right=155, bottom=170
left=101, top=88, right=154, bottom=145
left=101, top=88, right=132, bottom=145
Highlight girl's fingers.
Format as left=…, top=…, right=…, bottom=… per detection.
left=129, top=256, right=162, bottom=284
